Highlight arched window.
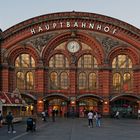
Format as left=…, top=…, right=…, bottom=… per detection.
left=112, top=54, right=132, bottom=92
left=60, top=72, right=68, bottom=89
left=17, top=72, right=24, bottom=89
left=78, top=54, right=98, bottom=68
left=123, top=73, right=131, bottom=91
left=50, top=72, right=58, bottom=89
left=113, top=73, right=121, bottom=91
left=15, top=54, right=35, bottom=68
left=89, top=73, right=97, bottom=89
left=49, top=54, right=69, bottom=68
left=112, top=55, right=132, bottom=68
left=26, top=72, right=34, bottom=90
left=78, top=54, right=98, bottom=90
left=49, top=54, right=69, bottom=90
left=15, top=54, right=35, bottom=90
left=79, top=73, right=86, bottom=90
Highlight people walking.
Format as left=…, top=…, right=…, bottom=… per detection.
left=6, top=112, right=16, bottom=133
left=87, top=110, right=93, bottom=128
left=115, top=111, right=120, bottom=119
left=0, top=110, right=3, bottom=128
left=95, top=112, right=101, bottom=127
left=52, top=110, right=55, bottom=122
left=41, top=111, right=46, bottom=121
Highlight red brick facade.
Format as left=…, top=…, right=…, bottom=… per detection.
left=0, top=12, right=140, bottom=117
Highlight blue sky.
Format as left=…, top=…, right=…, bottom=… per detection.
left=0, top=0, right=140, bottom=31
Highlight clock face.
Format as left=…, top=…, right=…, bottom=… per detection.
left=67, top=41, right=80, bottom=53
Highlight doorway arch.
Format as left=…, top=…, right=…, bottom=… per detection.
left=110, top=94, right=140, bottom=118
left=77, top=94, right=103, bottom=117
left=43, top=93, right=69, bottom=117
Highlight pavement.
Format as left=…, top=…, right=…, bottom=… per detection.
left=0, top=117, right=140, bottom=140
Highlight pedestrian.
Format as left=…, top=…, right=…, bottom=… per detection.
left=115, top=111, right=120, bottom=119
left=0, top=110, right=3, bottom=128
left=52, top=110, right=55, bottom=122
left=95, top=112, right=101, bottom=127
left=6, top=112, right=16, bottom=133
left=41, top=111, right=46, bottom=121
left=87, top=110, right=93, bottom=128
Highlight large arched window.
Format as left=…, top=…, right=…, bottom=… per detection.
left=17, top=72, right=24, bottom=89
left=78, top=54, right=98, bottom=68
left=79, top=72, right=86, bottom=90
left=112, top=54, right=132, bottom=92
left=60, top=72, right=69, bottom=89
left=50, top=72, right=58, bottom=89
left=15, top=54, right=35, bottom=90
left=49, top=54, right=69, bottom=90
left=49, top=54, right=69, bottom=68
left=113, top=73, right=121, bottom=91
left=89, top=73, right=97, bottom=89
left=78, top=54, right=98, bottom=90
left=26, top=72, right=34, bottom=90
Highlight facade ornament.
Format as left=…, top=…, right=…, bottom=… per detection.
left=102, top=37, right=119, bottom=54
left=71, top=54, right=77, bottom=64
left=23, top=34, right=55, bottom=53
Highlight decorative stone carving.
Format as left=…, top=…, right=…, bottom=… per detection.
left=24, top=34, right=55, bottom=53
left=71, top=54, right=77, bottom=64
left=102, top=37, right=119, bottom=54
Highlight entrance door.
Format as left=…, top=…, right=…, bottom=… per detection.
left=78, top=98, right=102, bottom=117
left=110, top=99, right=138, bottom=118
left=46, top=98, right=68, bottom=117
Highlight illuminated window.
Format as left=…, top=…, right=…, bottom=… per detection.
left=60, top=72, right=68, bottom=89
left=89, top=73, right=97, bottom=89
left=17, top=72, right=24, bottom=89
left=112, top=54, right=132, bottom=92
left=49, top=54, right=69, bottom=68
left=79, top=73, right=86, bottom=90
left=26, top=72, right=34, bottom=90
left=78, top=54, right=98, bottom=68
left=15, top=54, right=35, bottom=68
left=50, top=72, right=58, bottom=89
left=112, top=55, right=132, bottom=69
left=15, top=54, right=35, bottom=90
left=123, top=73, right=131, bottom=91
left=113, top=73, right=121, bottom=91
left=49, top=54, right=69, bottom=90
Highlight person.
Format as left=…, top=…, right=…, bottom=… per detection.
left=52, top=110, right=55, bottom=122
left=87, top=110, right=93, bottom=128
left=95, top=112, right=101, bottom=127
left=0, top=110, right=3, bottom=128
left=115, top=111, right=120, bottom=119
left=6, top=112, right=16, bottom=133
left=26, top=116, right=36, bottom=132
left=41, top=111, right=46, bottom=121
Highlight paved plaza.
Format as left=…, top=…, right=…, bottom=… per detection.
left=0, top=117, right=140, bottom=140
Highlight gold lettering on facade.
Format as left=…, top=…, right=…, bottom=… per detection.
left=89, top=23, right=95, bottom=29
left=97, top=25, right=102, bottom=30
left=104, top=26, right=110, bottom=32
left=74, top=22, right=78, bottom=27
left=31, top=28, right=36, bottom=34
left=82, top=22, right=86, bottom=28
left=67, top=22, right=70, bottom=27
left=30, top=21, right=118, bottom=35
left=45, top=24, right=50, bottom=30
left=38, top=26, right=43, bottom=32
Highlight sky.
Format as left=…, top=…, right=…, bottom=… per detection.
left=0, top=0, right=140, bottom=31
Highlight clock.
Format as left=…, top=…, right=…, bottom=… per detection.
left=67, top=41, right=80, bottom=53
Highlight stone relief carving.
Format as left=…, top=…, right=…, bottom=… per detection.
left=102, top=37, right=119, bottom=54
left=28, top=34, right=54, bottom=52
